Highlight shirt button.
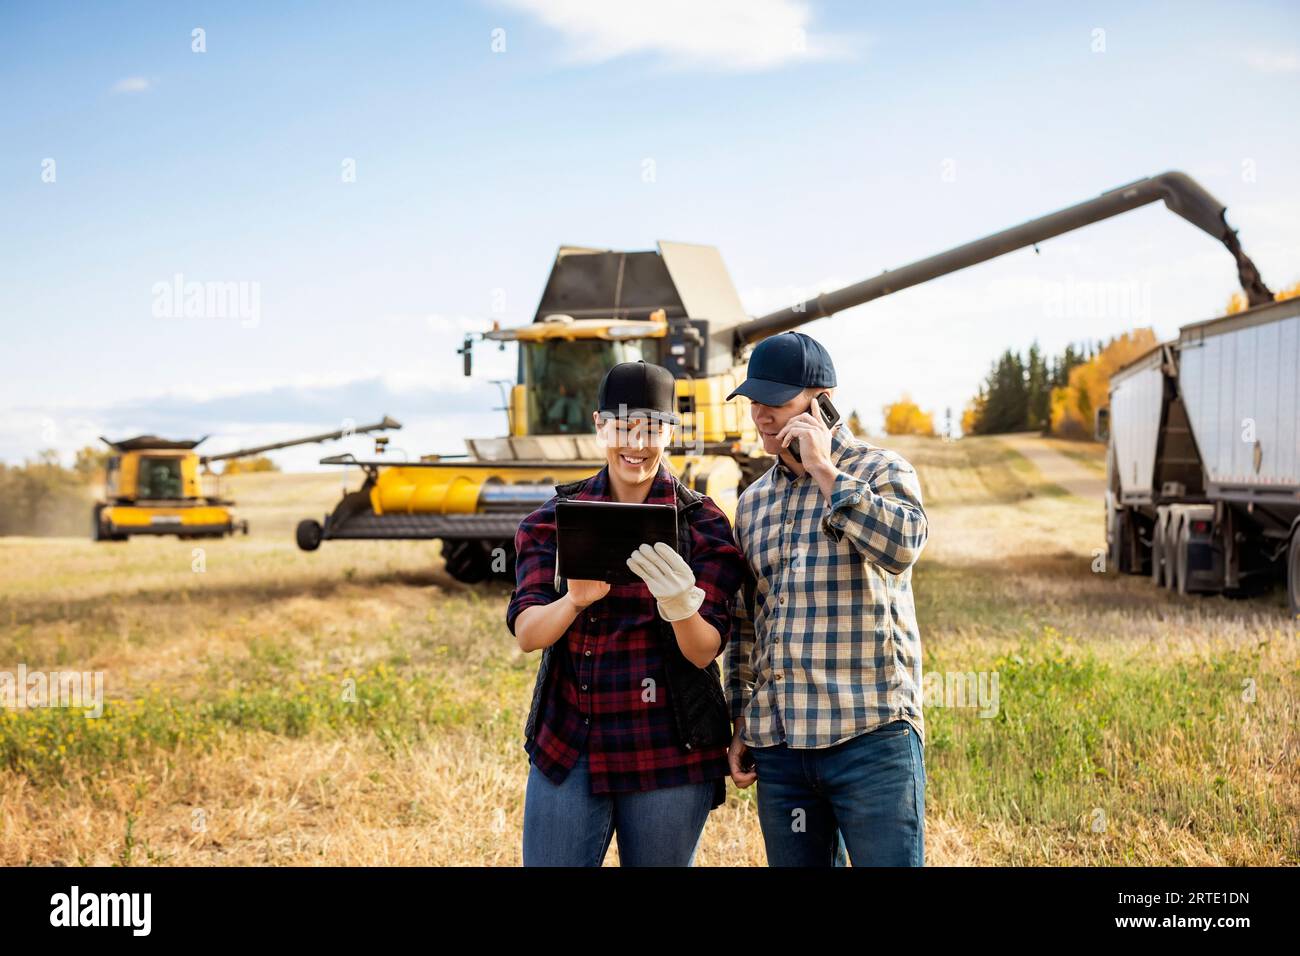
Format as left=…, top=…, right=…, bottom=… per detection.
left=685, top=742, right=692, bottom=750
left=584, top=717, right=590, bottom=724
left=581, top=683, right=588, bottom=691
left=779, top=595, right=786, bottom=605
left=775, top=672, right=783, bottom=681
left=785, top=518, right=793, bottom=526
left=584, top=650, right=592, bottom=657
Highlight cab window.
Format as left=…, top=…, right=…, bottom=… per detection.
left=139, top=457, right=184, bottom=499
left=522, top=339, right=649, bottom=435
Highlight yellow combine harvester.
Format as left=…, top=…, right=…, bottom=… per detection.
left=93, top=417, right=399, bottom=541
left=296, top=172, right=1273, bottom=584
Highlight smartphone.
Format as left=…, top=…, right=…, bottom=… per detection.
left=788, top=392, right=841, bottom=463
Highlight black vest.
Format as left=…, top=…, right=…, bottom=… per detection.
left=522, top=473, right=733, bottom=755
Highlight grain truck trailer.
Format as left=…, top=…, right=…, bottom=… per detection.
left=1103, top=294, right=1300, bottom=617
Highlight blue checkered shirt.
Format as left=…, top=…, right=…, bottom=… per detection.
left=725, top=424, right=928, bottom=749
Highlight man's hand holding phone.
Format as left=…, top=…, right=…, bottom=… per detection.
left=778, top=393, right=837, bottom=473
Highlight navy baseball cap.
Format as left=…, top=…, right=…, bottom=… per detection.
left=726, top=331, right=836, bottom=405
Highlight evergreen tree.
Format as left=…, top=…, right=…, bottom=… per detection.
left=1026, top=341, right=1050, bottom=432
left=968, top=340, right=1099, bottom=436
left=975, top=349, right=1029, bottom=434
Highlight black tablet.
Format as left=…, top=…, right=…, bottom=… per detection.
left=555, top=500, right=679, bottom=585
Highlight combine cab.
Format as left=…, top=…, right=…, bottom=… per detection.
left=298, top=172, right=1274, bottom=586
left=93, top=418, right=400, bottom=541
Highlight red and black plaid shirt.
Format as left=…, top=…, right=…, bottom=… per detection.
left=506, top=463, right=746, bottom=802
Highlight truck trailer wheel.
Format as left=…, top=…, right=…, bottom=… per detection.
left=1109, top=505, right=1139, bottom=575
left=1175, top=522, right=1191, bottom=595
left=1150, top=517, right=1165, bottom=587
left=1164, top=512, right=1185, bottom=587
left=1163, top=519, right=1180, bottom=590
left=1288, top=532, right=1300, bottom=621
left=296, top=519, right=323, bottom=551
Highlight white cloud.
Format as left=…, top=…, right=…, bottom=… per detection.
left=110, top=76, right=153, bottom=94
left=496, top=0, right=852, bottom=72
left=1244, top=49, right=1300, bottom=73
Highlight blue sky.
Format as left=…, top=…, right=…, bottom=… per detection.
left=3, top=0, right=1298, bottom=467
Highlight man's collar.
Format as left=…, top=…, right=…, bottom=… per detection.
left=829, top=421, right=850, bottom=461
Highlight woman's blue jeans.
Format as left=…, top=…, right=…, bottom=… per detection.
left=522, top=753, right=715, bottom=866
left=750, top=719, right=925, bottom=867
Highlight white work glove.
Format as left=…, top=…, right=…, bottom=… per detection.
left=626, top=541, right=706, bottom=623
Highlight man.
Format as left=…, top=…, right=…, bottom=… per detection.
left=723, top=331, right=929, bottom=867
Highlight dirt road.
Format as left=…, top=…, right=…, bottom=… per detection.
left=995, top=432, right=1106, bottom=500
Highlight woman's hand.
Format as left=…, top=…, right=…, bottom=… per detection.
left=514, top=579, right=608, bottom=652
left=626, top=542, right=704, bottom=621
left=566, top=579, right=610, bottom=609
left=627, top=543, right=719, bottom=666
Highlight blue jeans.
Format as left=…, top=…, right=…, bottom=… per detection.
left=522, top=753, right=715, bottom=866
left=751, top=720, right=925, bottom=867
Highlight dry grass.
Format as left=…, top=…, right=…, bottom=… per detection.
left=1, top=443, right=1295, bottom=865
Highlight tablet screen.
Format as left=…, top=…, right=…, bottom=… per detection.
left=555, top=500, right=679, bottom=585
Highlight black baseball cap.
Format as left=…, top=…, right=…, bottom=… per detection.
left=726, top=331, right=836, bottom=405
left=597, top=360, right=680, bottom=425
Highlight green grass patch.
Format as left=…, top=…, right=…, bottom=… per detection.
left=2, top=659, right=533, bottom=784
left=924, top=629, right=1289, bottom=848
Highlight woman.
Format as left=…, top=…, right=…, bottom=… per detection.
left=506, top=360, right=747, bottom=866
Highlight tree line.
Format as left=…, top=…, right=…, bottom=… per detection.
left=963, top=340, right=1098, bottom=436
